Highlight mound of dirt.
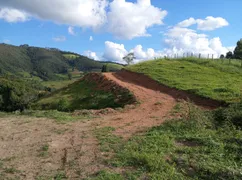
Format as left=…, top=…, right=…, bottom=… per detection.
left=83, top=73, right=137, bottom=105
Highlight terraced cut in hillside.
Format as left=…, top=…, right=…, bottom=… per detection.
left=0, top=71, right=225, bottom=179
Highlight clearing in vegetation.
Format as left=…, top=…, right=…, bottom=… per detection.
left=127, top=58, right=242, bottom=103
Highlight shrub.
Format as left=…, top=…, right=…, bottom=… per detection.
left=57, top=98, right=70, bottom=112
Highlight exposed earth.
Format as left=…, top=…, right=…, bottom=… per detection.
left=0, top=71, right=220, bottom=179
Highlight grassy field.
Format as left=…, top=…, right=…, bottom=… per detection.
left=63, top=54, right=80, bottom=59
left=35, top=79, right=133, bottom=111
left=104, top=63, right=124, bottom=71
left=91, top=102, right=242, bottom=180
left=127, top=58, right=242, bottom=103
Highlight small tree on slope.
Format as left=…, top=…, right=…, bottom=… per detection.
left=123, top=53, right=136, bottom=65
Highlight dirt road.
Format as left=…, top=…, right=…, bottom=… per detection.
left=101, top=72, right=176, bottom=137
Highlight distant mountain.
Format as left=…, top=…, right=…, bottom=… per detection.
left=0, top=43, right=123, bottom=80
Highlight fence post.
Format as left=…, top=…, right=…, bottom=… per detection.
left=199, top=53, right=201, bottom=59
left=212, top=54, right=214, bottom=60
left=207, top=54, right=209, bottom=59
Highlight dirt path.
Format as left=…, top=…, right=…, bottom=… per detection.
left=100, top=72, right=177, bottom=138
left=0, top=72, right=184, bottom=179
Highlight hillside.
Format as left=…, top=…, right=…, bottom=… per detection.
left=0, top=44, right=124, bottom=81
left=127, top=58, right=242, bottom=103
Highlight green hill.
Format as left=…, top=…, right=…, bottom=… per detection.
left=0, top=44, right=124, bottom=81
left=127, top=58, right=242, bottom=103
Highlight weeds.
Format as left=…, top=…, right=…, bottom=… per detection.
left=38, top=144, right=49, bottom=157
left=94, top=127, right=122, bottom=153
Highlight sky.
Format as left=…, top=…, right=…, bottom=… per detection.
left=0, top=0, right=241, bottom=63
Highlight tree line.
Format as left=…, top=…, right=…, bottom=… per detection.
left=223, top=39, right=242, bottom=59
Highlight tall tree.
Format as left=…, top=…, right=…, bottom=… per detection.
left=234, top=39, right=242, bottom=59
left=226, top=51, right=233, bottom=59
left=220, top=54, right=225, bottom=59
left=123, top=53, right=136, bottom=65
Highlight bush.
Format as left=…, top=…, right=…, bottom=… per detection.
left=57, top=98, right=70, bottom=112
left=0, top=77, right=41, bottom=112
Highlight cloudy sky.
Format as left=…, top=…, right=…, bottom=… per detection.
left=0, top=0, right=241, bottom=63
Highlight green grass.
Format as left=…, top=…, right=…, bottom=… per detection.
left=104, top=63, right=124, bottom=71
left=63, top=54, right=79, bottom=59
left=42, top=79, right=78, bottom=90
left=35, top=79, right=133, bottom=111
left=94, top=127, right=122, bottom=152
left=127, top=58, right=242, bottom=103
left=94, top=103, right=242, bottom=180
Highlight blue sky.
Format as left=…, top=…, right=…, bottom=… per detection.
left=0, top=0, right=241, bottom=63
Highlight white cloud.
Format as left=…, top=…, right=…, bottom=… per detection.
left=84, top=50, right=99, bottom=60
left=0, top=0, right=168, bottom=39
left=89, top=36, right=93, bottom=41
left=53, top=36, right=66, bottom=42
left=0, top=8, right=29, bottom=22
left=177, top=16, right=229, bottom=31
left=103, top=41, right=128, bottom=63
left=68, top=26, right=75, bottom=35
left=0, top=0, right=108, bottom=28
left=177, top=18, right=196, bottom=28
left=103, top=41, right=164, bottom=63
left=107, top=0, right=167, bottom=39
left=131, top=45, right=163, bottom=62
left=196, top=16, right=229, bottom=31
left=163, top=26, right=231, bottom=58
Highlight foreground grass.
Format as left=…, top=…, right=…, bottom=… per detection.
left=92, top=103, right=242, bottom=179
left=127, top=58, right=242, bottom=103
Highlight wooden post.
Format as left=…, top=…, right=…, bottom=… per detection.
left=212, top=54, right=214, bottom=60
left=199, top=53, right=201, bottom=59
left=207, top=54, right=209, bottom=59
